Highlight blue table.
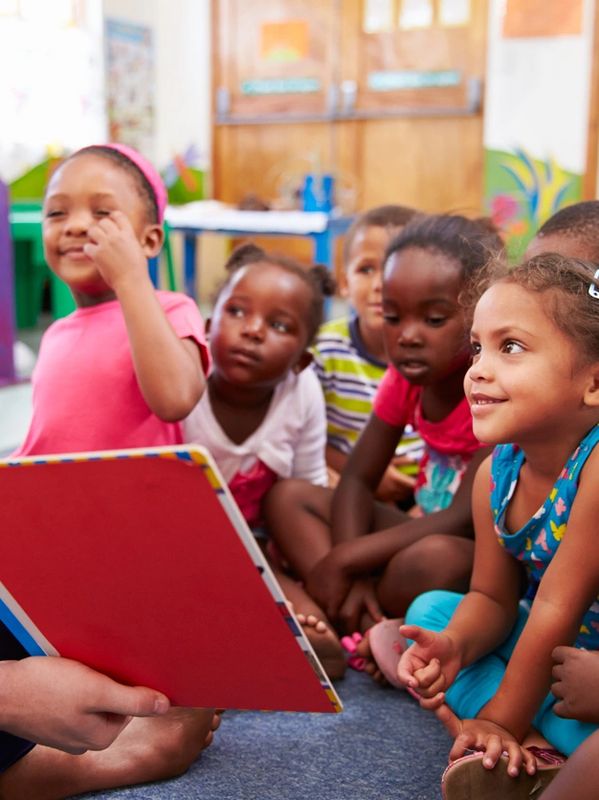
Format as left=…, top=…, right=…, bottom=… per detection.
left=164, top=204, right=354, bottom=298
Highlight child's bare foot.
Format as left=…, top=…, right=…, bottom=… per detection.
left=0, top=707, right=218, bottom=800
left=275, top=572, right=346, bottom=680
left=295, top=611, right=347, bottom=680
left=354, top=619, right=407, bottom=687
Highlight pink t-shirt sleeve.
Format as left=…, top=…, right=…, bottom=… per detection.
left=159, top=291, right=210, bottom=374
left=373, top=366, right=420, bottom=428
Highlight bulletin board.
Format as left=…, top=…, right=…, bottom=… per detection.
left=105, top=18, right=156, bottom=154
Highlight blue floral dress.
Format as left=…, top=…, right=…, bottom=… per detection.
left=490, top=424, right=599, bottom=649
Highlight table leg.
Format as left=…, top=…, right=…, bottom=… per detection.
left=184, top=234, right=198, bottom=299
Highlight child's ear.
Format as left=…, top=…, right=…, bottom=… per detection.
left=292, top=351, right=313, bottom=374
left=583, top=366, right=599, bottom=407
left=338, top=270, right=349, bottom=299
left=141, top=224, right=165, bottom=258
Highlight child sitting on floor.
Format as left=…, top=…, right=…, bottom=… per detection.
left=6, top=144, right=216, bottom=798
left=312, top=204, right=422, bottom=498
left=264, top=214, right=502, bottom=674
left=397, top=254, right=599, bottom=799
left=183, top=243, right=346, bottom=677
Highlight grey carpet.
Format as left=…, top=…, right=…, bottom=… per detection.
left=76, top=670, right=450, bottom=800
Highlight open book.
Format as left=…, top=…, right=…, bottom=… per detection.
left=0, top=445, right=342, bottom=713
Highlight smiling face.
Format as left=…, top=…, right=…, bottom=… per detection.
left=209, top=262, right=313, bottom=391
left=42, top=154, right=155, bottom=301
left=381, top=246, right=469, bottom=385
left=466, top=281, right=595, bottom=446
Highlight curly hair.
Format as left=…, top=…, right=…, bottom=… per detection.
left=462, top=253, right=599, bottom=364
left=534, top=201, right=599, bottom=262
left=342, top=204, right=419, bottom=264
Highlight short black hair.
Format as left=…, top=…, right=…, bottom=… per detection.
left=342, top=204, right=418, bottom=264
left=385, top=213, right=504, bottom=280
left=535, top=201, right=599, bottom=261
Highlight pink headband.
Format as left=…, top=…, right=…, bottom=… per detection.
left=87, top=143, right=167, bottom=223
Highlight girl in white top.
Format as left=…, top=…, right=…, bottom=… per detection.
left=185, top=244, right=346, bottom=677
left=184, top=244, right=331, bottom=526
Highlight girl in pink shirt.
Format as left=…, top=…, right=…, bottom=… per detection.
left=14, top=144, right=209, bottom=457
left=5, top=144, right=215, bottom=799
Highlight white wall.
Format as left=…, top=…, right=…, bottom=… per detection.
left=0, top=1, right=106, bottom=182
left=484, top=0, right=595, bottom=174
left=102, top=0, right=212, bottom=171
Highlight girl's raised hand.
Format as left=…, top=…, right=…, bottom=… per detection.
left=84, top=210, right=150, bottom=290
left=436, top=703, right=537, bottom=777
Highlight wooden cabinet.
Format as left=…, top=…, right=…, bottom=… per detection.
left=212, top=0, right=488, bottom=224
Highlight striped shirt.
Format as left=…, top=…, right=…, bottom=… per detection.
left=311, top=317, right=422, bottom=465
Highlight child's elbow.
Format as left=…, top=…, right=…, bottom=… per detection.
left=151, top=380, right=205, bottom=422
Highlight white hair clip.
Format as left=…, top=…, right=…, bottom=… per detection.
left=590, top=268, right=599, bottom=299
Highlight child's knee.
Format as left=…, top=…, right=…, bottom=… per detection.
left=264, top=478, right=309, bottom=516
left=405, top=589, right=464, bottom=632
left=392, top=535, right=472, bottom=584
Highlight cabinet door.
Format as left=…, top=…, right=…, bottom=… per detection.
left=214, top=0, right=339, bottom=121
left=213, top=0, right=487, bottom=219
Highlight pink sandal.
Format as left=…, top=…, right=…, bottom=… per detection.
left=367, top=618, right=407, bottom=688
left=340, top=632, right=366, bottom=671
left=441, top=746, right=566, bottom=799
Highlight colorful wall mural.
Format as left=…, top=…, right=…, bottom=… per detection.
left=483, top=0, right=594, bottom=258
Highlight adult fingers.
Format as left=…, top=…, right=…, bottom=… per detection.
left=89, top=680, right=170, bottom=718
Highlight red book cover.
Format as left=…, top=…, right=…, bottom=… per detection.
left=0, top=446, right=341, bottom=713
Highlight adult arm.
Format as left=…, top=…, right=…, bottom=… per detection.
left=0, top=657, right=169, bottom=755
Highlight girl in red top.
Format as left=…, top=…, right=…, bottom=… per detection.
left=266, top=214, right=502, bottom=680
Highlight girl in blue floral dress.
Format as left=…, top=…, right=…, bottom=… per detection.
left=398, top=254, right=599, bottom=799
